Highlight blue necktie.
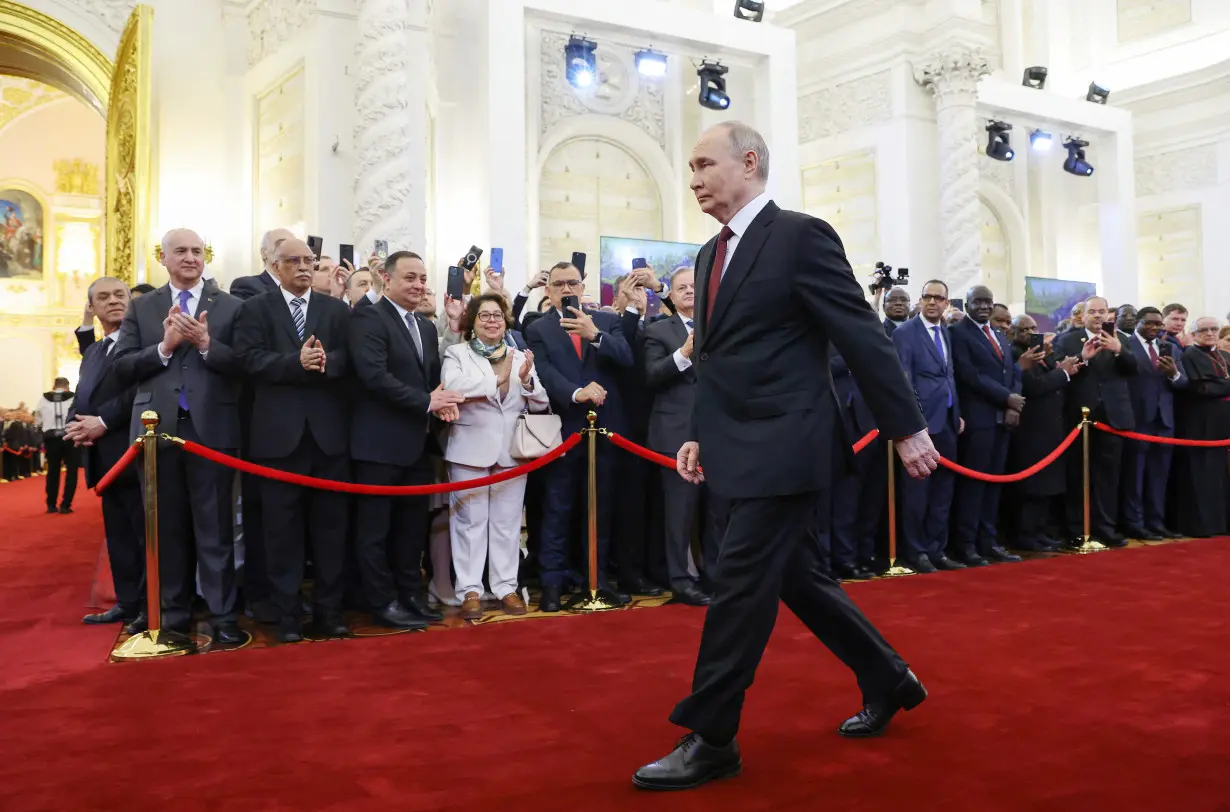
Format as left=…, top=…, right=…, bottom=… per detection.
left=177, top=289, right=192, bottom=411
left=291, top=297, right=306, bottom=341
left=404, top=312, right=424, bottom=363
left=932, top=326, right=952, bottom=407
left=686, top=319, right=694, bottom=331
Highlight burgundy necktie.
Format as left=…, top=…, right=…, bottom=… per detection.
left=983, top=323, right=1003, bottom=360
left=1148, top=341, right=1159, bottom=368
left=705, top=226, right=735, bottom=321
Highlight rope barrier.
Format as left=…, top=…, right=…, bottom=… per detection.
left=175, top=433, right=582, bottom=495
left=605, top=428, right=882, bottom=472
left=936, top=426, right=1081, bottom=483
left=1092, top=422, right=1230, bottom=448
left=93, top=440, right=143, bottom=496
left=851, top=428, right=880, bottom=455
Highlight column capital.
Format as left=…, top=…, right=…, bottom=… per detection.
left=913, top=48, right=990, bottom=106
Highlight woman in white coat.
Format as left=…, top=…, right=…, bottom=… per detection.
left=442, top=293, right=549, bottom=620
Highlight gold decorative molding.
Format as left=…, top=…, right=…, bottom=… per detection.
left=0, top=2, right=114, bottom=114
left=104, top=5, right=153, bottom=288
left=0, top=77, right=65, bottom=132
left=53, top=159, right=100, bottom=196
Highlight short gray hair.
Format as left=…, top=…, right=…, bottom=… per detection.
left=718, top=121, right=770, bottom=182
left=260, top=228, right=294, bottom=261
left=87, top=276, right=128, bottom=302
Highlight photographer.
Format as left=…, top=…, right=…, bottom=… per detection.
left=34, top=377, right=78, bottom=514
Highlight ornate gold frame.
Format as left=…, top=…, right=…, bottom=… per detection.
left=0, top=2, right=113, bottom=113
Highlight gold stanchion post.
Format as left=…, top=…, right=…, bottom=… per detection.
left=112, top=411, right=197, bottom=659
left=1072, top=406, right=1106, bottom=554
left=883, top=439, right=915, bottom=576
left=566, top=412, right=620, bottom=611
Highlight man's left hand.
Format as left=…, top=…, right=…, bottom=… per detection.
left=173, top=311, right=211, bottom=353
left=65, top=415, right=106, bottom=446
left=1102, top=332, right=1123, bottom=354
left=1158, top=355, right=1179, bottom=377
left=561, top=307, right=599, bottom=341
left=894, top=430, right=940, bottom=480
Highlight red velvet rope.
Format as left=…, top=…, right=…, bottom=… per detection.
left=937, top=425, right=1081, bottom=483
left=1092, top=422, right=1230, bottom=448
left=851, top=428, right=880, bottom=455
left=176, top=433, right=582, bottom=495
left=93, top=441, right=143, bottom=496
left=606, top=428, right=882, bottom=472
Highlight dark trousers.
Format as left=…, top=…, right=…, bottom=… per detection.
left=1016, top=494, right=1056, bottom=545
left=539, top=441, right=614, bottom=589
left=258, top=435, right=348, bottom=621
left=152, top=417, right=237, bottom=629
left=2, top=450, right=18, bottom=480
left=102, top=478, right=146, bottom=611
left=832, top=435, right=887, bottom=568
left=614, top=455, right=667, bottom=586
left=661, top=466, right=721, bottom=590
left=951, top=426, right=1010, bottom=555
left=899, top=424, right=957, bottom=562
left=239, top=472, right=269, bottom=603
left=353, top=456, right=430, bottom=609
left=670, top=490, right=907, bottom=743
left=1066, top=430, right=1123, bottom=539
left=1122, top=420, right=1172, bottom=533
left=44, top=435, right=80, bottom=509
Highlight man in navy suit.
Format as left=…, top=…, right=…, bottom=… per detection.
left=1122, top=306, right=1186, bottom=538
left=525, top=260, right=634, bottom=612
left=949, top=285, right=1023, bottom=566
left=892, top=279, right=962, bottom=573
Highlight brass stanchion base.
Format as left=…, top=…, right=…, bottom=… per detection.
left=1070, top=537, right=1108, bottom=555
left=111, top=629, right=197, bottom=660
left=881, top=562, right=916, bottom=577
left=565, top=589, right=624, bottom=612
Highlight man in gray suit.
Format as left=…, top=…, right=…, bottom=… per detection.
left=642, top=268, right=716, bottom=607
left=113, top=228, right=245, bottom=644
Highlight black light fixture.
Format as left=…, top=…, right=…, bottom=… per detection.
left=564, top=35, right=598, bottom=89
left=1086, top=81, right=1110, bottom=104
left=697, top=61, right=731, bottom=110
left=1022, top=66, right=1048, bottom=89
left=635, top=48, right=668, bottom=78
left=1063, top=138, right=1094, bottom=176
left=733, top=0, right=765, bottom=22
left=985, top=121, right=1014, bottom=161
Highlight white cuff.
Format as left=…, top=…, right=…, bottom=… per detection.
left=571, top=388, right=583, bottom=403
left=672, top=348, right=692, bottom=372
left=158, top=343, right=171, bottom=365
left=98, top=417, right=107, bottom=430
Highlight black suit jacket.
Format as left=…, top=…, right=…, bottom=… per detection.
left=643, top=314, right=696, bottom=454
left=950, top=316, right=1021, bottom=430
left=348, top=297, right=441, bottom=466
left=72, top=337, right=137, bottom=488
left=112, top=284, right=244, bottom=446
left=232, top=290, right=351, bottom=459
left=1054, top=329, right=1138, bottom=429
left=352, top=293, right=375, bottom=310
left=691, top=200, right=925, bottom=498
left=229, top=271, right=278, bottom=301
left=525, top=308, right=634, bottom=434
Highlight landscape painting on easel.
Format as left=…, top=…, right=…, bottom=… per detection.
left=0, top=188, right=44, bottom=279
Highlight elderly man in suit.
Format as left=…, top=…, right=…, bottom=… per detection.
left=525, top=260, right=635, bottom=612
left=643, top=267, right=715, bottom=606
left=229, top=228, right=294, bottom=301
left=112, top=228, right=245, bottom=643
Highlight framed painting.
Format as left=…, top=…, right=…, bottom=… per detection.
left=0, top=188, right=44, bottom=279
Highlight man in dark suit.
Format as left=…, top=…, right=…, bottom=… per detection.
left=634, top=122, right=937, bottom=792
left=232, top=237, right=353, bottom=642
left=891, top=280, right=963, bottom=573
left=349, top=250, right=464, bottom=629
left=829, top=347, right=889, bottom=579
left=882, top=287, right=910, bottom=334
left=1054, top=296, right=1138, bottom=545
left=112, top=228, right=245, bottom=644
left=65, top=277, right=145, bottom=628
left=1122, top=306, right=1186, bottom=539
left=525, top=261, right=634, bottom=612
left=949, top=284, right=1023, bottom=566
left=228, top=228, right=292, bottom=301
left=643, top=267, right=716, bottom=605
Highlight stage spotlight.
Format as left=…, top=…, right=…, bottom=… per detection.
left=1022, top=66, right=1048, bottom=89
left=1030, top=129, right=1053, bottom=152
left=733, top=0, right=765, bottom=22
left=985, top=121, right=1014, bottom=161
left=1086, top=82, right=1110, bottom=104
left=565, top=36, right=598, bottom=89
left=1063, top=138, right=1094, bottom=176
left=635, top=49, right=667, bottom=78
left=697, top=61, right=731, bottom=110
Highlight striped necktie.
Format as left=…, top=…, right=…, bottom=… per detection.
left=291, top=297, right=306, bottom=341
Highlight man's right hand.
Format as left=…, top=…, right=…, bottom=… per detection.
left=1081, top=338, right=1101, bottom=360
left=894, top=430, right=940, bottom=480
left=1057, top=356, right=1082, bottom=376
left=159, top=305, right=184, bottom=356
left=430, top=383, right=465, bottom=415
left=300, top=336, right=326, bottom=372
left=680, top=331, right=694, bottom=359
left=82, top=302, right=95, bottom=328
left=677, top=441, right=703, bottom=484
left=1017, top=346, right=1045, bottom=370
left=1006, top=393, right=1026, bottom=411
left=575, top=382, right=607, bottom=406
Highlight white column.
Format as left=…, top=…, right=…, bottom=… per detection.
left=1096, top=129, right=1138, bottom=306
left=915, top=48, right=990, bottom=298
left=354, top=0, right=429, bottom=255
left=487, top=0, right=527, bottom=292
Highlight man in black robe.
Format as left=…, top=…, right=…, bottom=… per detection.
left=1174, top=317, right=1230, bottom=538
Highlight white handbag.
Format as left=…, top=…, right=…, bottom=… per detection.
left=510, top=410, right=563, bottom=459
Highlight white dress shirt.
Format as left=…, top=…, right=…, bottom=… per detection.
left=672, top=312, right=696, bottom=372
left=716, top=191, right=772, bottom=282
left=366, top=287, right=380, bottom=304
left=280, top=286, right=311, bottom=325
left=159, top=278, right=208, bottom=365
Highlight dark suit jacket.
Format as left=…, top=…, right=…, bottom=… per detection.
left=77, top=327, right=96, bottom=356
left=348, top=297, right=441, bottom=466
left=892, top=316, right=960, bottom=435
left=112, top=284, right=243, bottom=446
left=71, top=337, right=137, bottom=489
left=1124, top=333, right=1186, bottom=431
left=352, top=293, right=375, bottom=310
left=950, top=317, right=1021, bottom=429
left=525, top=308, right=634, bottom=434
left=1054, top=329, right=1138, bottom=429
left=691, top=201, right=925, bottom=498
left=615, top=309, right=652, bottom=441
left=232, top=289, right=351, bottom=459
left=643, top=314, right=696, bottom=454
left=228, top=271, right=278, bottom=301
left=830, top=318, right=896, bottom=438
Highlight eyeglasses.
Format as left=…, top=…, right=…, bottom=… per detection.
left=279, top=256, right=316, bottom=267
left=550, top=279, right=584, bottom=290
left=920, top=294, right=947, bottom=303
left=476, top=312, right=505, bottom=323
left=1193, top=326, right=1219, bottom=334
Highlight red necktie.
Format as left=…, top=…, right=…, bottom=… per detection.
left=570, top=333, right=583, bottom=359
left=706, top=226, right=735, bottom=320
left=1148, top=341, right=1159, bottom=368
left=983, top=323, right=1003, bottom=360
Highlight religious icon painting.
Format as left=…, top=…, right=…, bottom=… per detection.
left=0, top=188, right=44, bottom=279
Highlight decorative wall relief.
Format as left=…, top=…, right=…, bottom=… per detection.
left=797, top=71, right=893, bottom=143
left=979, top=150, right=1016, bottom=200
left=1135, top=144, right=1218, bottom=197
left=248, top=0, right=318, bottom=67
left=71, top=0, right=138, bottom=38
left=53, top=160, right=100, bottom=196
left=0, top=77, right=65, bottom=133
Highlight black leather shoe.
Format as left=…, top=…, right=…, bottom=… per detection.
left=839, top=669, right=927, bottom=738
left=46, top=506, right=57, bottom=514
left=837, top=564, right=875, bottom=580
left=277, top=620, right=303, bottom=644
left=1100, top=535, right=1128, bottom=548
left=986, top=546, right=1022, bottom=563
left=909, top=555, right=938, bottom=574
left=632, top=733, right=741, bottom=791
left=401, top=593, right=443, bottom=622
left=539, top=585, right=562, bottom=613
left=83, top=605, right=136, bottom=625
left=1128, top=527, right=1164, bottom=541
left=59, top=505, right=72, bottom=514
left=309, top=610, right=350, bottom=638
left=672, top=585, right=711, bottom=606
left=124, top=612, right=148, bottom=635
left=1148, top=525, right=1179, bottom=539
left=213, top=622, right=245, bottom=645
left=373, top=601, right=429, bottom=629
left=931, top=556, right=967, bottom=571
left=623, top=576, right=665, bottom=597
left=959, top=551, right=990, bottom=567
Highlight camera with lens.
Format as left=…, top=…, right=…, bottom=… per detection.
left=868, top=261, right=908, bottom=295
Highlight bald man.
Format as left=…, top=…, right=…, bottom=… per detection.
left=230, top=228, right=295, bottom=301
left=113, top=227, right=247, bottom=644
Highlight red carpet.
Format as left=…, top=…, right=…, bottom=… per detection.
left=2, top=475, right=1229, bottom=811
